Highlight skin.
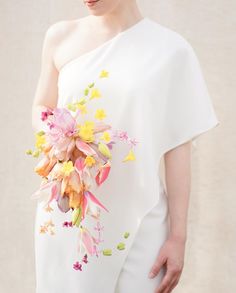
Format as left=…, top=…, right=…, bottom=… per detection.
left=32, top=0, right=191, bottom=292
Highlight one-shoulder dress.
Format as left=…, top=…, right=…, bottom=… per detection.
left=34, top=17, right=220, bottom=293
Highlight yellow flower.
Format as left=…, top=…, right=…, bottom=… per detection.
left=95, top=109, right=106, bottom=120
left=84, top=120, right=95, bottom=128
left=100, top=131, right=111, bottom=142
left=89, top=88, right=101, bottom=100
left=85, top=156, right=96, bottom=167
left=78, top=121, right=95, bottom=142
left=123, top=149, right=136, bottom=162
left=61, top=161, right=74, bottom=176
left=99, top=70, right=109, bottom=78
left=35, top=133, right=46, bottom=149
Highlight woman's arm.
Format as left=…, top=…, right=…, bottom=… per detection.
left=165, top=141, right=191, bottom=243
left=31, top=23, right=61, bottom=133
left=149, top=141, right=192, bottom=293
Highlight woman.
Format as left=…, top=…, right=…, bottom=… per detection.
left=31, top=1, right=219, bottom=293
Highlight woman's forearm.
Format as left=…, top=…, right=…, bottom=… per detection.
left=164, top=141, right=192, bottom=243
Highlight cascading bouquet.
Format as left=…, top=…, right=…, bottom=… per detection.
left=26, top=69, right=138, bottom=271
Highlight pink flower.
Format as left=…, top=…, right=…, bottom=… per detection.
left=128, top=137, right=139, bottom=147
left=82, top=254, right=88, bottom=264
left=44, top=108, right=77, bottom=160
left=63, top=221, right=73, bottom=227
left=73, top=261, right=82, bottom=271
left=118, top=131, right=128, bottom=141
left=41, top=108, right=53, bottom=121
left=63, top=221, right=69, bottom=227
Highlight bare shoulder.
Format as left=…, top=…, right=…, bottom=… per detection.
left=43, top=16, right=89, bottom=48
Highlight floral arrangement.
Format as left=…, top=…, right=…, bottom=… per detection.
left=26, top=69, right=138, bottom=271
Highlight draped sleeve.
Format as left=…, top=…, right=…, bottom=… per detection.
left=158, top=38, right=220, bottom=156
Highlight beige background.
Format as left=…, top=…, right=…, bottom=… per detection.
left=0, top=0, right=235, bottom=292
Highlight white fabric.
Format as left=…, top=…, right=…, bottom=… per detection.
left=34, top=17, right=219, bottom=293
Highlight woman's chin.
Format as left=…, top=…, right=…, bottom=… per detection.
left=84, top=0, right=109, bottom=15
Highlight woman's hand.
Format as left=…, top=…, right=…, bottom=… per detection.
left=149, top=236, right=186, bottom=293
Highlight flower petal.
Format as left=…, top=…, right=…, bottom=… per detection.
left=85, top=190, right=109, bottom=212
left=95, top=161, right=111, bottom=186
left=75, top=139, right=97, bottom=156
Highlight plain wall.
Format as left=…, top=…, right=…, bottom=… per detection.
left=0, top=0, right=235, bottom=292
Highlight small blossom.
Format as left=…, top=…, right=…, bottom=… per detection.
left=100, top=131, right=111, bottom=142
left=128, top=138, right=139, bottom=147
left=41, top=109, right=53, bottom=121
left=95, top=109, right=106, bottom=120
left=82, top=254, right=88, bottom=264
left=78, top=121, right=95, bottom=142
left=123, top=149, right=136, bottom=162
left=61, top=161, right=74, bottom=176
left=89, top=88, right=101, bottom=100
left=85, top=156, right=96, bottom=167
left=99, top=70, right=109, bottom=78
left=63, top=221, right=69, bottom=227
left=73, top=261, right=82, bottom=271
left=35, top=133, right=46, bottom=149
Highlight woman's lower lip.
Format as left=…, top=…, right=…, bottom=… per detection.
left=85, top=0, right=100, bottom=6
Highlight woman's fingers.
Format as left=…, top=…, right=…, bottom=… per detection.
left=150, top=237, right=185, bottom=292
left=154, top=267, right=175, bottom=293
left=167, top=276, right=180, bottom=293
left=148, top=252, right=167, bottom=279
left=162, top=275, right=180, bottom=293
left=154, top=262, right=182, bottom=293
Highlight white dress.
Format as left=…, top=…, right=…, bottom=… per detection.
left=34, top=17, right=220, bottom=293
